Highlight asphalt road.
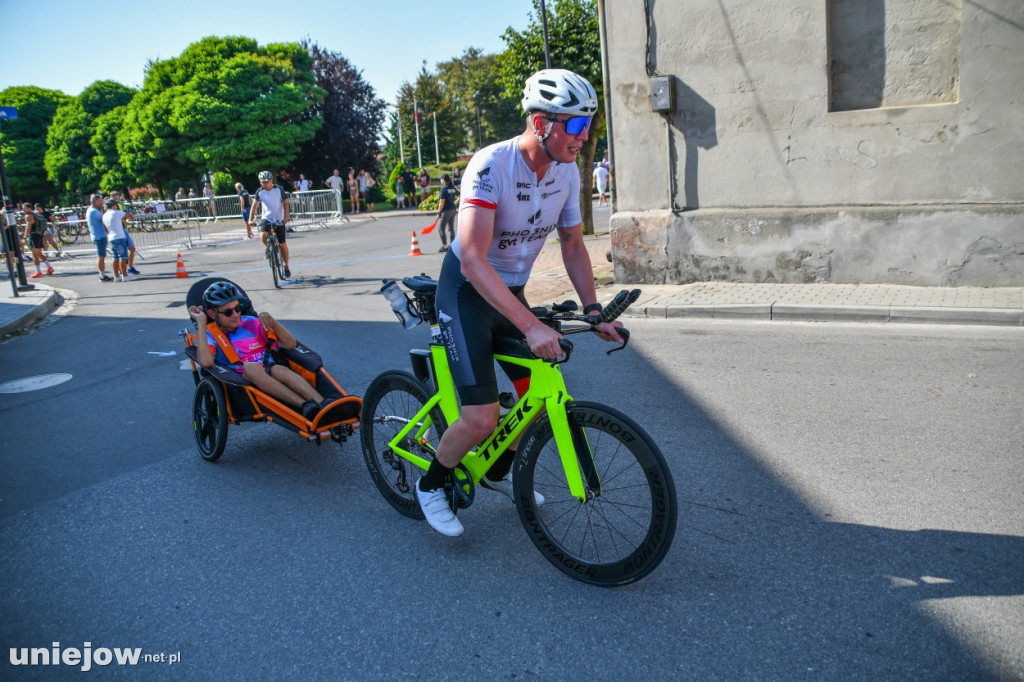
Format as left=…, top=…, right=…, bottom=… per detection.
left=1, top=213, right=1022, bottom=680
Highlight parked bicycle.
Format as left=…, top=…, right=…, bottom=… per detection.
left=360, top=275, right=677, bottom=587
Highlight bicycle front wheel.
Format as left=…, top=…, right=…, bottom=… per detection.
left=360, top=371, right=447, bottom=519
left=268, top=240, right=282, bottom=288
left=514, top=401, right=677, bottom=587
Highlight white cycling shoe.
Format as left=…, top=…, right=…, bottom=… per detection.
left=481, top=475, right=545, bottom=506
left=416, top=479, right=464, bottom=537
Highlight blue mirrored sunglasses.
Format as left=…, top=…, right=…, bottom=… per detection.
left=545, top=115, right=592, bottom=135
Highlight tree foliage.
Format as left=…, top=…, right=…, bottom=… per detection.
left=498, top=0, right=603, bottom=233
left=291, top=41, right=387, bottom=184
left=118, top=36, right=324, bottom=192
left=91, top=105, right=133, bottom=193
left=0, top=86, right=71, bottom=203
left=390, top=63, right=464, bottom=170
left=436, top=48, right=523, bottom=153
left=45, top=80, right=134, bottom=200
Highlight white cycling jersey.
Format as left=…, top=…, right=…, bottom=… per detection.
left=254, top=185, right=288, bottom=223
left=451, top=137, right=582, bottom=287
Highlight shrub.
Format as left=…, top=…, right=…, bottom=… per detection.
left=129, top=186, right=160, bottom=200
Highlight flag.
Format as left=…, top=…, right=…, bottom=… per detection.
left=420, top=219, right=437, bottom=235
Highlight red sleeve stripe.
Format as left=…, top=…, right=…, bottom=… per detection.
left=464, top=198, right=497, bottom=210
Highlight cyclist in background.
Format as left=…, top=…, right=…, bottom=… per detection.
left=248, top=170, right=292, bottom=279
left=416, top=68, right=623, bottom=537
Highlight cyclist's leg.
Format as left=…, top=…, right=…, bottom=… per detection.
left=427, top=258, right=511, bottom=476
left=275, top=223, right=289, bottom=267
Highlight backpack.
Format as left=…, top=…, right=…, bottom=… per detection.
left=32, top=212, right=48, bottom=235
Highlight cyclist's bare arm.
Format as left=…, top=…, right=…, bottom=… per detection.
left=458, top=204, right=563, bottom=360
left=282, top=198, right=289, bottom=223
left=255, top=312, right=297, bottom=350
left=247, top=198, right=260, bottom=227
left=557, top=224, right=623, bottom=343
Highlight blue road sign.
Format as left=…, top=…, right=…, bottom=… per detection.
left=0, top=107, right=18, bottom=119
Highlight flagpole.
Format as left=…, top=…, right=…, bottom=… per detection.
left=433, top=112, right=440, bottom=165
left=413, top=95, right=423, bottom=170
left=397, top=105, right=405, bottom=164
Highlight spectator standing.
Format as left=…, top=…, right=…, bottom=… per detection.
left=188, top=187, right=196, bottom=199
left=324, top=169, right=345, bottom=216
left=394, top=175, right=406, bottom=209
left=175, top=187, right=186, bottom=206
left=593, top=162, right=610, bottom=206
left=434, top=174, right=459, bottom=252
left=346, top=170, right=360, bottom=213
left=110, top=192, right=141, bottom=275
left=451, top=166, right=462, bottom=189
left=101, top=198, right=133, bottom=282
left=203, top=182, right=216, bottom=218
left=293, top=173, right=311, bottom=216
left=357, top=170, right=368, bottom=212
left=418, top=168, right=431, bottom=204
left=401, top=167, right=417, bottom=207
left=85, top=194, right=112, bottom=281
left=21, top=203, right=53, bottom=278
left=236, top=183, right=253, bottom=238
left=359, top=170, right=376, bottom=212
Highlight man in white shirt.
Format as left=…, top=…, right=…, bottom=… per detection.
left=101, top=198, right=134, bottom=282
left=324, top=169, right=345, bottom=216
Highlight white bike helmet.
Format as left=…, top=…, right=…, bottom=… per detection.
left=521, top=69, right=598, bottom=116
left=258, top=170, right=273, bottom=183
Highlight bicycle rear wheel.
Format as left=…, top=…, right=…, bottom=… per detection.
left=360, top=371, right=447, bottom=519
left=57, top=223, right=80, bottom=246
left=514, top=401, right=677, bottom=587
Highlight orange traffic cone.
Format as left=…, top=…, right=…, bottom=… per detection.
left=409, top=231, right=423, bottom=257
left=175, top=253, right=189, bottom=278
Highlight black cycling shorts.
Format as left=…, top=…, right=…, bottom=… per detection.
left=435, top=251, right=531, bottom=406
left=261, top=221, right=287, bottom=243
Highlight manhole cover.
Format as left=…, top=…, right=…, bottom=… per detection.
left=0, top=373, right=73, bottom=394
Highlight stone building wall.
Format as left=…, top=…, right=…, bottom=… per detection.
left=603, top=0, right=1024, bottom=285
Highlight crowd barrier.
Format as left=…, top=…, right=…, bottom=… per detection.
left=46, top=189, right=346, bottom=260
left=52, top=204, right=204, bottom=257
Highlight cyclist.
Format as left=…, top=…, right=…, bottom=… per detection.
left=188, top=281, right=330, bottom=420
left=417, top=68, right=623, bottom=537
left=247, top=170, right=292, bottom=279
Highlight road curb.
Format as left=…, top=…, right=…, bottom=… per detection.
left=0, top=284, right=60, bottom=337
left=617, top=302, right=1024, bottom=326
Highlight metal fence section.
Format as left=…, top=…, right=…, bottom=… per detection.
left=286, top=190, right=344, bottom=230
left=52, top=204, right=204, bottom=257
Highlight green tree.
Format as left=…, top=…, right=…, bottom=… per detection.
left=0, top=86, right=71, bottom=203
left=436, top=48, right=522, bottom=152
left=91, top=106, right=133, bottom=194
left=119, top=36, right=324, bottom=192
left=391, top=63, right=463, bottom=168
left=292, top=41, right=387, bottom=183
left=45, top=80, right=134, bottom=201
left=497, top=0, right=603, bottom=233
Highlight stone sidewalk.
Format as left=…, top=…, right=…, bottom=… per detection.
left=524, top=232, right=1024, bottom=327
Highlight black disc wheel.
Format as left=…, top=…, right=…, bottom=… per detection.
left=360, top=371, right=447, bottom=519
left=513, top=401, right=677, bottom=587
left=193, top=377, right=229, bottom=462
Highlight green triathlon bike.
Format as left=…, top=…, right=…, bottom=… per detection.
left=360, top=275, right=677, bottom=587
